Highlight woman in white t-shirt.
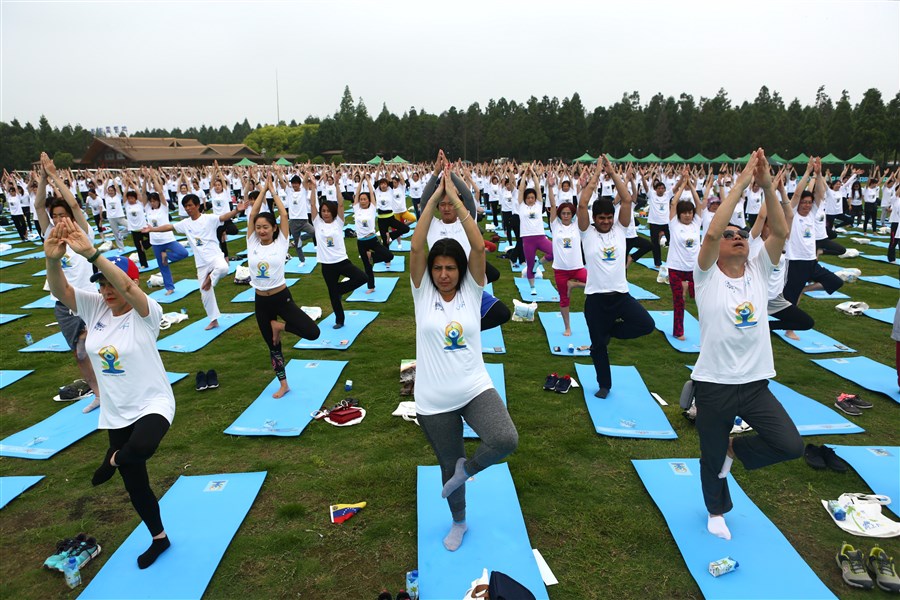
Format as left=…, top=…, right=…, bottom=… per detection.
left=146, top=170, right=190, bottom=294
left=410, top=162, right=518, bottom=553
left=547, top=172, right=586, bottom=336
left=122, top=172, right=150, bottom=268
left=666, top=173, right=705, bottom=340
left=248, top=176, right=320, bottom=398
left=516, top=165, right=553, bottom=294
left=354, top=173, right=395, bottom=293
left=44, top=220, right=175, bottom=570
left=312, top=193, right=367, bottom=328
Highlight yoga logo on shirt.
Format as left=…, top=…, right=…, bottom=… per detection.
left=193, top=236, right=204, bottom=247
left=325, top=236, right=334, bottom=248
left=151, top=219, right=158, bottom=227
left=733, top=302, right=758, bottom=328
left=601, top=246, right=616, bottom=262
left=528, top=210, right=537, bottom=220
left=361, top=220, right=369, bottom=228
left=257, top=261, right=270, bottom=279
left=684, top=238, right=696, bottom=249
left=562, top=237, right=572, bottom=249
left=802, top=226, right=812, bottom=238
left=130, top=210, right=139, bottom=218
left=98, top=345, right=125, bottom=374
left=60, top=253, right=73, bottom=269
left=443, top=321, right=467, bottom=351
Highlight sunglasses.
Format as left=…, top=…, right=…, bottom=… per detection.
left=722, top=229, right=749, bottom=240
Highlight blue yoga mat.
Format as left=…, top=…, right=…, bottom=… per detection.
left=628, top=282, right=659, bottom=300
left=373, top=256, right=406, bottom=273
left=633, top=458, right=836, bottom=600
left=0, top=475, right=44, bottom=509
left=382, top=239, right=411, bottom=252
left=136, top=258, right=159, bottom=273
left=78, top=471, right=267, bottom=600
left=860, top=253, right=891, bottom=263
left=294, top=310, right=378, bottom=350
left=514, top=277, right=559, bottom=302
left=812, top=357, right=900, bottom=404
left=867, top=240, right=890, bottom=249
left=231, top=278, right=298, bottom=303
left=635, top=257, right=662, bottom=271
left=803, top=289, right=850, bottom=299
left=347, top=276, right=398, bottom=302
left=284, top=256, right=318, bottom=274
left=20, top=295, right=56, bottom=309
left=101, top=246, right=135, bottom=259
left=463, top=363, right=507, bottom=439
left=481, top=326, right=506, bottom=354
left=224, top=360, right=347, bottom=436
left=0, top=245, right=29, bottom=257
left=818, top=262, right=843, bottom=273
left=773, top=329, right=855, bottom=354
left=149, top=279, right=200, bottom=303
left=826, top=446, right=900, bottom=518
left=510, top=261, right=544, bottom=273
left=158, top=312, right=252, bottom=353
left=574, top=363, right=677, bottom=439
left=0, top=260, right=22, bottom=269
left=538, top=311, right=591, bottom=356
left=0, top=372, right=186, bottom=460
left=417, top=463, right=549, bottom=600
left=860, top=274, right=899, bottom=289
left=0, top=370, right=33, bottom=389
left=649, top=310, right=701, bottom=353
left=14, top=249, right=46, bottom=260
left=864, top=307, right=895, bottom=324
left=19, top=331, right=69, bottom=352
left=301, top=242, right=317, bottom=253
left=767, top=379, right=864, bottom=436
left=0, top=282, right=28, bottom=293
left=0, top=313, right=27, bottom=325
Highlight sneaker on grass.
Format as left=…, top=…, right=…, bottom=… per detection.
left=206, top=369, right=219, bottom=389
left=554, top=375, right=572, bottom=394
left=837, top=542, right=875, bottom=590
left=868, top=547, right=900, bottom=593
left=804, top=444, right=826, bottom=470
left=195, top=371, right=207, bottom=391
left=59, top=379, right=92, bottom=401
left=834, top=396, right=862, bottom=416
left=820, top=446, right=849, bottom=472
left=543, top=373, right=559, bottom=391
left=838, top=393, right=873, bottom=410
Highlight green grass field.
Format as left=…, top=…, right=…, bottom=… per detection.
left=0, top=212, right=898, bottom=599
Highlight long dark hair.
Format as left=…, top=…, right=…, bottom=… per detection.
left=427, top=238, right=467, bottom=292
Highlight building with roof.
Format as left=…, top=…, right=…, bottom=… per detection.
left=79, top=136, right=262, bottom=167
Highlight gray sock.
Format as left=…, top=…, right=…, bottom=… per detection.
left=441, top=457, right=469, bottom=499
left=595, top=388, right=610, bottom=398
left=443, top=521, right=467, bottom=552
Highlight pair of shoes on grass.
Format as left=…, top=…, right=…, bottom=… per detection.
left=195, top=370, right=219, bottom=391
left=43, top=533, right=101, bottom=571
left=837, top=542, right=900, bottom=592
left=378, top=591, right=411, bottom=600
left=543, top=373, right=572, bottom=394
left=804, top=444, right=848, bottom=472
left=58, top=379, right=92, bottom=401
left=833, top=392, right=873, bottom=416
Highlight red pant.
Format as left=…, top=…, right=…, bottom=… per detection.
left=553, top=267, right=588, bottom=308
left=668, top=268, right=695, bottom=338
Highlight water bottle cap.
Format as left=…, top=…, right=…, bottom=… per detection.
left=411, top=569, right=418, bottom=577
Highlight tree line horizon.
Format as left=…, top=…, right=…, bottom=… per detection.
left=2, top=85, right=898, bottom=170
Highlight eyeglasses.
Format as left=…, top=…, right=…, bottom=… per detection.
left=722, top=229, right=749, bottom=240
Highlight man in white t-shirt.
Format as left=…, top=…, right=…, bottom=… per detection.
left=279, top=172, right=316, bottom=260
left=691, top=149, right=802, bottom=542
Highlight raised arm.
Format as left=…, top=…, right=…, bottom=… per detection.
left=697, top=153, right=760, bottom=271
left=578, top=163, right=602, bottom=231
left=41, top=153, right=91, bottom=234
left=269, top=174, right=290, bottom=239
left=410, top=173, right=445, bottom=287
left=547, top=171, right=558, bottom=222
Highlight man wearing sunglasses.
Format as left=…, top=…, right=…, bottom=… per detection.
left=690, top=149, right=803, bottom=542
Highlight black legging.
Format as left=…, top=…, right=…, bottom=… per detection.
left=815, top=238, right=846, bottom=256
left=501, top=211, right=520, bottom=245
left=356, top=236, right=394, bottom=289
left=217, top=219, right=239, bottom=258
left=22, top=207, right=33, bottom=232
left=130, top=231, right=150, bottom=267
left=10, top=214, right=27, bottom=241
left=769, top=304, right=814, bottom=332
left=481, top=299, right=511, bottom=331
left=863, top=203, right=878, bottom=233
left=648, top=223, right=670, bottom=267
left=485, top=261, right=500, bottom=284
left=489, top=200, right=500, bottom=227
left=321, top=259, right=367, bottom=325
left=826, top=213, right=853, bottom=238
left=626, top=236, right=652, bottom=264
left=378, top=215, right=409, bottom=246
left=107, top=414, right=170, bottom=537
left=255, top=287, right=320, bottom=380
left=888, top=222, right=899, bottom=263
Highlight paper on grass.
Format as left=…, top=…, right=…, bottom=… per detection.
left=532, top=548, right=558, bottom=586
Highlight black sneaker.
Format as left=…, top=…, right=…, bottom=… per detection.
left=195, top=371, right=208, bottom=391
left=206, top=370, right=219, bottom=389
left=834, top=396, right=862, bottom=416
left=804, top=444, right=826, bottom=469
left=543, top=373, right=559, bottom=391
left=554, top=375, right=572, bottom=394
left=820, top=446, right=849, bottom=472
left=839, top=393, right=873, bottom=410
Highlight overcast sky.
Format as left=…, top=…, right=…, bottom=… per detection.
left=2, top=0, right=898, bottom=131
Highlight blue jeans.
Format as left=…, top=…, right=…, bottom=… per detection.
left=152, top=241, right=189, bottom=290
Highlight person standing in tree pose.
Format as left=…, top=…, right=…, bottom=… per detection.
left=411, top=163, right=518, bottom=553
left=516, top=164, right=554, bottom=294
left=691, top=149, right=803, bottom=542
left=354, top=172, right=395, bottom=293
left=547, top=171, right=586, bottom=336
left=665, top=168, right=705, bottom=341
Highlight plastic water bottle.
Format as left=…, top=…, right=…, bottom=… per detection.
left=180, top=308, right=186, bottom=315
left=567, top=344, right=574, bottom=354
left=344, top=379, right=353, bottom=392
left=63, top=556, right=81, bottom=589
left=734, top=417, right=743, bottom=427
left=827, top=500, right=846, bottom=521
left=24, top=332, right=33, bottom=346
left=405, top=570, right=419, bottom=600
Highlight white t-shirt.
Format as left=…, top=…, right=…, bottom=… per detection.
left=426, top=217, right=472, bottom=255
left=785, top=206, right=817, bottom=261
left=500, top=187, right=515, bottom=212
left=374, top=189, right=393, bottom=213
left=518, top=201, right=546, bottom=237
left=172, top=214, right=223, bottom=267
left=408, top=179, right=424, bottom=199
left=614, top=202, right=637, bottom=238
left=50, top=224, right=96, bottom=295
left=313, top=216, right=347, bottom=264
left=247, top=232, right=289, bottom=291
left=209, top=189, right=231, bottom=216
left=647, top=191, right=672, bottom=225
left=104, top=194, right=125, bottom=219
left=744, top=189, right=763, bottom=215
left=74, top=288, right=175, bottom=429
left=145, top=205, right=176, bottom=245
left=124, top=201, right=148, bottom=232
left=412, top=270, right=492, bottom=416
left=891, top=194, right=900, bottom=224
left=581, top=222, right=629, bottom=294
left=692, top=250, right=776, bottom=384
left=285, top=187, right=310, bottom=220
left=551, top=219, right=584, bottom=271
left=666, top=215, right=702, bottom=272
left=749, top=236, right=786, bottom=301
left=354, top=204, right=378, bottom=238
left=391, top=185, right=407, bottom=214
left=86, top=195, right=104, bottom=216
left=7, top=193, right=23, bottom=216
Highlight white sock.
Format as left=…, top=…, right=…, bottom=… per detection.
left=443, top=520, right=468, bottom=551
left=707, top=515, right=732, bottom=540
left=718, top=455, right=733, bottom=479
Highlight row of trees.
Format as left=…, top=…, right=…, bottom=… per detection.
left=2, top=85, right=898, bottom=169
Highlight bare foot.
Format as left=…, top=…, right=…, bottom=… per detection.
left=201, top=273, right=212, bottom=291
left=563, top=330, right=572, bottom=337
left=272, top=381, right=290, bottom=398
left=165, top=289, right=175, bottom=295
left=785, top=330, right=799, bottom=340
left=271, top=320, right=285, bottom=346
left=675, top=335, right=686, bottom=341
left=205, top=319, right=219, bottom=331
left=365, top=288, right=375, bottom=294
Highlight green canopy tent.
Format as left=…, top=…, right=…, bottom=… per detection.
left=709, top=153, right=734, bottom=164
left=686, top=153, right=710, bottom=164
left=615, top=152, right=639, bottom=163
left=845, top=153, right=875, bottom=165
left=789, top=153, right=810, bottom=164
left=274, top=157, right=292, bottom=166
left=768, top=153, right=787, bottom=164
left=234, top=158, right=257, bottom=166
left=661, top=153, right=686, bottom=164
left=388, top=155, right=409, bottom=164
left=366, top=155, right=384, bottom=165
left=820, top=153, right=844, bottom=165
left=734, top=153, right=753, bottom=163
left=638, top=153, right=662, bottom=164
left=573, top=152, right=596, bottom=164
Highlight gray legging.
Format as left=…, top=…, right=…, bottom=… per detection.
left=417, top=387, right=518, bottom=522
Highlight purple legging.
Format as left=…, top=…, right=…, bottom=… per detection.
left=523, top=234, right=553, bottom=282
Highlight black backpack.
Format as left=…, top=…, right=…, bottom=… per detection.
left=488, top=571, right=536, bottom=600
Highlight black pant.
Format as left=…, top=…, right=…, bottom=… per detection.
left=130, top=231, right=149, bottom=267
left=378, top=215, right=409, bottom=246
left=411, top=197, right=422, bottom=219
left=694, top=379, right=803, bottom=515
left=863, top=203, right=878, bottom=233
left=584, top=292, right=654, bottom=389
left=216, top=219, right=239, bottom=258
left=107, top=413, right=170, bottom=537
left=626, top=236, right=652, bottom=264
left=888, top=222, right=899, bottom=263
left=815, top=238, right=845, bottom=256
left=481, top=298, right=511, bottom=331
left=649, top=223, right=670, bottom=267
left=501, top=211, right=520, bottom=245
left=22, top=207, right=33, bottom=232
left=826, top=213, right=853, bottom=238
left=255, top=287, right=320, bottom=380
left=783, top=259, right=843, bottom=305
left=10, top=214, right=27, bottom=240
left=489, top=201, right=500, bottom=227
left=356, top=236, right=394, bottom=289
left=850, top=204, right=863, bottom=225
left=321, top=259, right=367, bottom=325
left=768, top=303, right=814, bottom=331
